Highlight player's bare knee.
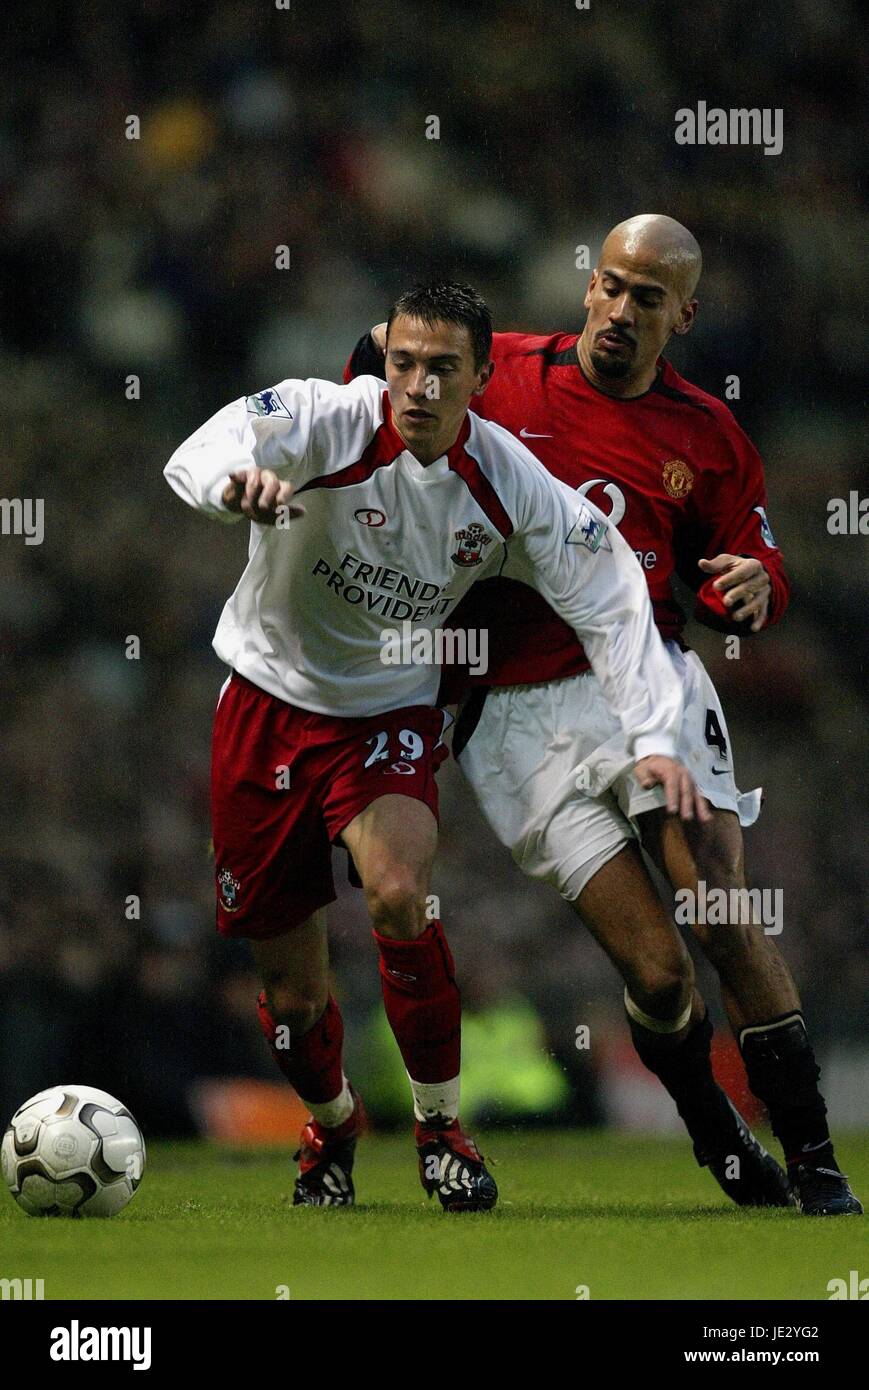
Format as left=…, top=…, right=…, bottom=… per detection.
left=264, top=980, right=325, bottom=1036
left=694, top=831, right=744, bottom=893
left=628, top=949, right=693, bottom=1018
left=365, top=869, right=427, bottom=939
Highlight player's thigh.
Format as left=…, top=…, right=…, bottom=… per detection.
left=638, top=804, right=745, bottom=895
left=574, top=842, right=693, bottom=1002
left=250, top=908, right=330, bottom=1023
left=324, top=703, right=448, bottom=912
left=618, top=647, right=761, bottom=828
left=636, top=803, right=795, bottom=1002
left=455, top=677, right=618, bottom=858
left=211, top=675, right=337, bottom=938
left=340, top=793, right=438, bottom=904
left=457, top=684, right=693, bottom=1006
left=457, top=681, right=652, bottom=911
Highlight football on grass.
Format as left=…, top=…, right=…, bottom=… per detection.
left=1, top=1084, right=145, bottom=1217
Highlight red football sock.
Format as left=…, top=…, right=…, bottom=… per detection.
left=256, top=991, right=345, bottom=1104
left=372, top=919, right=461, bottom=1084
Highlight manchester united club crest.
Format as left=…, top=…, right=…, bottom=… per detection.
left=217, top=867, right=241, bottom=912
left=662, top=458, right=694, bottom=499
left=451, top=521, right=492, bottom=567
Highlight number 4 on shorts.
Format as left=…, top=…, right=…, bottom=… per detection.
left=704, top=708, right=728, bottom=760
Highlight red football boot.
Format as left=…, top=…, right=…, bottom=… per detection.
left=416, top=1117, right=498, bottom=1213
left=293, top=1090, right=366, bottom=1207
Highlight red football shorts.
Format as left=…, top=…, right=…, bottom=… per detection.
left=210, top=672, right=450, bottom=940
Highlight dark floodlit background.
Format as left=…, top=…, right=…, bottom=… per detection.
left=1, top=1, right=866, bottom=1138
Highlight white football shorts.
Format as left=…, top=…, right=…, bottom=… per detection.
left=453, top=643, right=761, bottom=903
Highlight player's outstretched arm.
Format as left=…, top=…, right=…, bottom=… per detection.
left=221, top=468, right=305, bottom=526
left=165, top=377, right=380, bottom=521
left=508, top=462, right=710, bottom=821
left=165, top=387, right=308, bottom=522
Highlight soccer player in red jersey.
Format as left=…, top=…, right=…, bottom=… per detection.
left=166, top=282, right=701, bottom=1211
left=347, top=220, right=861, bottom=1215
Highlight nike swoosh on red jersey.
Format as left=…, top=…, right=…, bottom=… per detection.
left=519, top=427, right=553, bottom=438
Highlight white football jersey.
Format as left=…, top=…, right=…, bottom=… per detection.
left=164, top=374, right=682, bottom=759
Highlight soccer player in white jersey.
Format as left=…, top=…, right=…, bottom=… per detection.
left=165, top=282, right=705, bottom=1211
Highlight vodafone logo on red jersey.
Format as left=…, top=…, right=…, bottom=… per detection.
left=354, top=508, right=387, bottom=527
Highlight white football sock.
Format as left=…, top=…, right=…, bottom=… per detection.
left=408, top=1073, right=460, bottom=1124
left=306, top=1076, right=354, bottom=1130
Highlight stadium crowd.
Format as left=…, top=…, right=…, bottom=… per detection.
left=1, top=1, right=866, bottom=1134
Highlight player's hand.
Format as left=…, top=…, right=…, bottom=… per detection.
left=371, top=322, right=387, bottom=353
left=222, top=469, right=306, bottom=525
left=699, top=554, right=770, bottom=632
left=634, top=755, right=712, bottom=823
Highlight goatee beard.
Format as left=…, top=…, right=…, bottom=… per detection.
left=589, top=347, right=634, bottom=379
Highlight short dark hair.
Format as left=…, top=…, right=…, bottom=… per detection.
left=386, top=281, right=492, bottom=369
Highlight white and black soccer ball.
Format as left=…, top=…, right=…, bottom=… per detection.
left=1, top=1085, right=145, bottom=1217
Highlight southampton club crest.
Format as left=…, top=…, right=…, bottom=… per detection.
left=451, top=521, right=492, bottom=567
left=217, top=867, right=241, bottom=913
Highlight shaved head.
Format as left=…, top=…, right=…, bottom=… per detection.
left=578, top=214, right=703, bottom=396
left=601, top=214, right=702, bottom=299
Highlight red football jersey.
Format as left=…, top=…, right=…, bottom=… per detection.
left=344, top=330, right=789, bottom=689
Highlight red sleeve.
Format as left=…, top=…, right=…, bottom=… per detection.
left=689, top=413, right=790, bottom=631
left=343, top=332, right=385, bottom=383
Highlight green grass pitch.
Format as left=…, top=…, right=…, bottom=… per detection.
left=2, top=1131, right=866, bottom=1301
